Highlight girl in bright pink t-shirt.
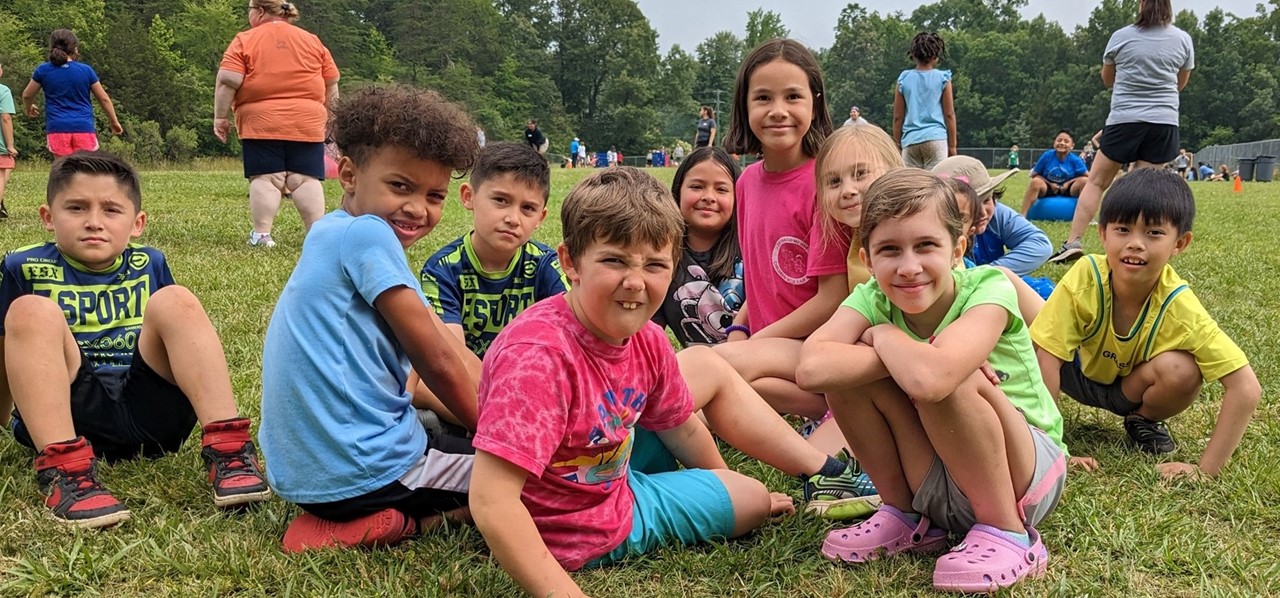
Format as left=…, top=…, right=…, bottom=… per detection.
left=713, top=39, right=847, bottom=426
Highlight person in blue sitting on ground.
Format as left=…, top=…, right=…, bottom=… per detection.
left=1020, top=129, right=1088, bottom=218
left=933, top=156, right=1052, bottom=278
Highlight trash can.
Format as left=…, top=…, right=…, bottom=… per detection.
left=1238, top=157, right=1256, bottom=182
left=1255, top=155, right=1276, bottom=182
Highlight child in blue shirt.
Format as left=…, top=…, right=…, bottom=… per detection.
left=1020, top=129, right=1089, bottom=217
left=260, top=86, right=481, bottom=553
left=893, top=32, right=956, bottom=170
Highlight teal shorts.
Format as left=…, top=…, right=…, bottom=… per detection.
left=585, top=428, right=735, bottom=567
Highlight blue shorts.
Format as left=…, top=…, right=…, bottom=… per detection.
left=585, top=428, right=735, bottom=567
left=241, top=139, right=326, bottom=180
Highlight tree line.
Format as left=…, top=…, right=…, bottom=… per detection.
left=0, top=0, right=1275, bottom=163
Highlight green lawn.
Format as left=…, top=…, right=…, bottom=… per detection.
left=0, top=165, right=1276, bottom=596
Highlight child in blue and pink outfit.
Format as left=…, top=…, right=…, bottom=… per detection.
left=798, top=169, right=1067, bottom=593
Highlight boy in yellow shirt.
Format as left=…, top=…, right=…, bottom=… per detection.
left=1031, top=168, right=1260, bottom=480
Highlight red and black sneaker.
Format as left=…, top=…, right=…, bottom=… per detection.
left=282, top=508, right=418, bottom=553
left=34, top=437, right=132, bottom=529
left=201, top=418, right=272, bottom=508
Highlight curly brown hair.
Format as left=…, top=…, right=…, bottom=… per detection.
left=330, top=85, right=479, bottom=176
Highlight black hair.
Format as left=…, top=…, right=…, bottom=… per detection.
left=1099, top=168, right=1195, bottom=234
left=469, top=142, right=550, bottom=202
left=48, top=29, right=78, bottom=66
left=669, top=146, right=741, bottom=283
left=908, top=32, right=946, bottom=64
left=724, top=38, right=833, bottom=158
left=1135, top=0, right=1173, bottom=28
left=1056, top=129, right=1074, bottom=142
left=47, top=151, right=142, bottom=210
left=330, top=85, right=479, bottom=176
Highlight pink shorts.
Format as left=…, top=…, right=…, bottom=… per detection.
left=46, top=133, right=100, bottom=157
left=0, top=155, right=14, bottom=169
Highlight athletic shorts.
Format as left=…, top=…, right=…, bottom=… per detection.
left=297, top=432, right=474, bottom=522
left=241, top=139, right=325, bottom=180
left=584, top=428, right=735, bottom=568
left=10, top=348, right=196, bottom=463
left=1098, top=123, right=1179, bottom=166
left=911, top=423, right=1066, bottom=532
left=902, top=139, right=948, bottom=170
left=0, top=155, right=14, bottom=169
left=46, top=132, right=99, bottom=157
left=1059, top=358, right=1141, bottom=416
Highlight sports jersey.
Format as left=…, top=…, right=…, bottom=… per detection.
left=420, top=234, right=568, bottom=358
left=0, top=242, right=173, bottom=374
left=1032, top=255, right=1248, bottom=385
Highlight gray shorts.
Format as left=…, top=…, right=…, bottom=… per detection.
left=1060, top=358, right=1140, bottom=416
left=911, top=424, right=1067, bottom=533
left=902, top=139, right=948, bottom=170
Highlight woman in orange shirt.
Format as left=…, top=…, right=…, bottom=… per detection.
left=214, top=0, right=339, bottom=248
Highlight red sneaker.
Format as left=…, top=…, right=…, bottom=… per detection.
left=281, top=508, right=417, bottom=553
left=201, top=418, right=272, bottom=508
left=34, top=437, right=131, bottom=529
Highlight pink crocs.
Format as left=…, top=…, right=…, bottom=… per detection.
left=932, top=524, right=1048, bottom=593
left=821, top=504, right=948, bottom=563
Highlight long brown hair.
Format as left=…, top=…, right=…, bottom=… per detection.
left=670, top=146, right=741, bottom=283
left=1135, top=0, right=1172, bottom=28
left=48, top=29, right=78, bottom=66
left=723, top=39, right=833, bottom=159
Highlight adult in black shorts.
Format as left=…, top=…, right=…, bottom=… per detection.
left=1048, top=0, right=1193, bottom=263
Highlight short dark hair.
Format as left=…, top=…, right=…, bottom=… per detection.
left=670, top=146, right=741, bottom=282
left=724, top=38, right=833, bottom=158
left=1056, top=129, right=1074, bottom=141
left=908, top=32, right=946, bottom=63
left=47, top=151, right=142, bottom=210
left=331, top=85, right=479, bottom=176
left=469, top=142, right=550, bottom=202
left=1099, top=168, right=1195, bottom=234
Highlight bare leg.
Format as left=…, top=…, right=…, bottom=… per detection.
left=1020, top=178, right=1048, bottom=216
left=1064, top=151, right=1124, bottom=243
left=916, top=370, right=1035, bottom=532
left=711, top=469, right=779, bottom=538
left=827, top=379, right=936, bottom=512
left=419, top=506, right=471, bottom=531
left=1065, top=177, right=1088, bottom=197
left=1120, top=351, right=1202, bottom=421
left=806, top=417, right=852, bottom=456
left=286, top=173, right=326, bottom=232
left=136, top=286, right=239, bottom=425
left=249, top=172, right=287, bottom=235
left=3, top=296, right=82, bottom=449
left=679, top=346, right=831, bottom=477
left=714, top=338, right=828, bottom=418
left=0, top=168, right=12, bottom=212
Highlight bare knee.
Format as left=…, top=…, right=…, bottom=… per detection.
left=714, top=470, right=771, bottom=538
left=1150, top=352, right=1202, bottom=396
left=4, top=295, right=67, bottom=336
left=145, top=286, right=206, bottom=324
left=284, top=173, right=319, bottom=193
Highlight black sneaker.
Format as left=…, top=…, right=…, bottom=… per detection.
left=1047, top=239, right=1084, bottom=264
left=1124, top=414, right=1177, bottom=454
left=0, top=203, right=9, bottom=219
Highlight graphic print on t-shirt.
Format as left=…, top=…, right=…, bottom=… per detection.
left=671, top=261, right=744, bottom=345
left=772, top=236, right=810, bottom=285
left=550, top=386, right=648, bottom=488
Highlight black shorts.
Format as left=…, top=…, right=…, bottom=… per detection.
left=298, top=432, right=474, bottom=522
left=241, top=139, right=326, bottom=180
left=1058, top=358, right=1141, bottom=416
left=1098, top=123, right=1179, bottom=166
left=11, top=348, right=197, bottom=462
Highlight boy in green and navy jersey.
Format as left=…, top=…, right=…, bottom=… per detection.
left=0, top=152, right=268, bottom=529
left=420, top=142, right=568, bottom=359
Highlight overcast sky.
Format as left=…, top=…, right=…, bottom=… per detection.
left=634, top=1, right=1265, bottom=53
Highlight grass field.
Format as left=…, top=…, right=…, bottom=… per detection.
left=0, top=164, right=1276, bottom=597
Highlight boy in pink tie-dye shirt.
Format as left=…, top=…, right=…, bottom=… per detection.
left=471, top=167, right=792, bottom=597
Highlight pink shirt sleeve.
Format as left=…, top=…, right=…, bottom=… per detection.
left=473, top=342, right=570, bottom=477
left=806, top=213, right=851, bottom=278
left=634, top=329, right=694, bottom=431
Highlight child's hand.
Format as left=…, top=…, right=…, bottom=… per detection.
left=979, top=361, right=1001, bottom=386
left=24, top=104, right=38, bottom=118
left=1069, top=456, right=1099, bottom=471
left=768, top=492, right=796, bottom=518
left=726, top=330, right=749, bottom=342
left=1157, top=462, right=1205, bottom=482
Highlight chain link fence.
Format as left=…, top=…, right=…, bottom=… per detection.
left=1189, top=140, right=1280, bottom=179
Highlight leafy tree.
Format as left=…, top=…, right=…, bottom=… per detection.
left=744, top=9, right=789, bottom=51
left=693, top=31, right=743, bottom=117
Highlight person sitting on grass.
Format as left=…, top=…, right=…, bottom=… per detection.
left=420, top=147, right=877, bottom=524
left=798, top=169, right=1067, bottom=593
left=0, top=151, right=270, bottom=529
left=1031, top=168, right=1260, bottom=479
left=934, top=156, right=1050, bottom=277
left=259, top=85, right=482, bottom=552
left=470, top=167, right=795, bottom=597
left=1020, top=129, right=1089, bottom=217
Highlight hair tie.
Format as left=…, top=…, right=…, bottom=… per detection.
left=281, top=1, right=292, bottom=10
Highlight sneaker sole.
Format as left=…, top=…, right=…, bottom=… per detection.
left=214, top=487, right=273, bottom=508
left=805, top=494, right=882, bottom=520
left=54, top=508, right=132, bottom=530
left=1047, top=248, right=1084, bottom=264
